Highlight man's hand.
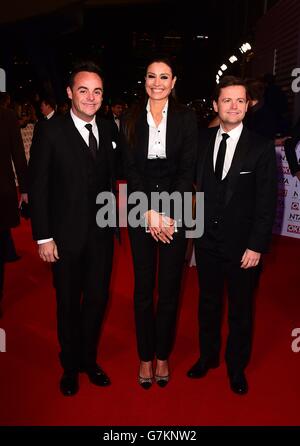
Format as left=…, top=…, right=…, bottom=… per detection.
left=241, top=249, right=261, bottom=269
left=295, top=171, right=300, bottom=181
left=144, top=210, right=175, bottom=243
left=38, top=240, right=59, bottom=263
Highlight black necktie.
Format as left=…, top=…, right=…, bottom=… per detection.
left=215, top=133, right=229, bottom=181
left=85, top=123, right=97, bottom=160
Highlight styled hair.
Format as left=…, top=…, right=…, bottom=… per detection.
left=68, top=61, right=104, bottom=89
left=123, top=54, right=182, bottom=147
left=145, top=54, right=177, bottom=79
left=213, top=75, right=248, bottom=102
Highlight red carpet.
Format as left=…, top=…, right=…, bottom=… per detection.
left=0, top=219, right=299, bottom=426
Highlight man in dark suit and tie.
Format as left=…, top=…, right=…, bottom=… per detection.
left=187, top=76, right=277, bottom=394
left=29, top=62, right=116, bottom=396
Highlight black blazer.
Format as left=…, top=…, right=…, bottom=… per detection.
left=29, top=113, right=116, bottom=250
left=196, top=126, right=277, bottom=257
left=121, top=106, right=198, bottom=196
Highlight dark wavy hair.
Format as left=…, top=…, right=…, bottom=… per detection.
left=123, top=55, right=184, bottom=147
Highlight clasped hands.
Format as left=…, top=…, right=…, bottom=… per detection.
left=144, top=210, right=175, bottom=244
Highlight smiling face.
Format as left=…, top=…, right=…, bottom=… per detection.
left=145, top=62, right=176, bottom=103
left=67, top=71, right=103, bottom=122
left=213, top=85, right=248, bottom=131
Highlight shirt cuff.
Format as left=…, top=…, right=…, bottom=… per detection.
left=37, top=238, right=53, bottom=244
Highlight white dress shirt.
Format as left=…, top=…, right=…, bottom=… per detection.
left=213, top=122, right=243, bottom=180
left=113, top=115, right=120, bottom=131
left=70, top=109, right=99, bottom=147
left=38, top=109, right=99, bottom=244
left=146, top=99, right=168, bottom=159
left=46, top=110, right=55, bottom=120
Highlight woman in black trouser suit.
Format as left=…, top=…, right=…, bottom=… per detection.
left=121, top=56, right=198, bottom=388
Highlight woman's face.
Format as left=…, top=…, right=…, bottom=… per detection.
left=145, top=62, right=176, bottom=101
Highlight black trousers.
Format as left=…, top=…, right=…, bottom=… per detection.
left=195, top=247, right=260, bottom=375
left=52, top=228, right=114, bottom=373
left=129, top=226, right=187, bottom=362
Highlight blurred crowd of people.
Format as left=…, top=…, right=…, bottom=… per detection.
left=0, top=91, right=128, bottom=165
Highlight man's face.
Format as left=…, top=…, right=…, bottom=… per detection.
left=67, top=71, right=103, bottom=122
left=111, top=104, right=123, bottom=118
left=40, top=101, right=51, bottom=117
left=213, top=85, right=248, bottom=131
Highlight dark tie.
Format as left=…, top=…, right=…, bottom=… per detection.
left=85, top=123, right=97, bottom=160
left=215, top=133, right=229, bottom=181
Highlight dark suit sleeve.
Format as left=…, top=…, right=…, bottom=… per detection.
left=173, top=110, right=198, bottom=194
left=120, top=122, right=146, bottom=193
left=28, top=123, right=53, bottom=240
left=247, top=141, right=277, bottom=253
left=9, top=112, right=28, bottom=193
left=284, top=137, right=300, bottom=176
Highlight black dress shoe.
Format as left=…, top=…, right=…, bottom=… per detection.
left=229, top=372, right=248, bottom=395
left=81, top=364, right=111, bottom=387
left=60, top=372, right=79, bottom=396
left=187, top=358, right=219, bottom=379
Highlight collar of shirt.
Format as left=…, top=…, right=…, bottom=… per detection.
left=218, top=122, right=243, bottom=142
left=46, top=110, right=55, bottom=120
left=146, top=100, right=168, bottom=159
left=213, top=122, right=243, bottom=178
left=146, top=99, right=168, bottom=128
left=70, top=109, right=99, bottom=146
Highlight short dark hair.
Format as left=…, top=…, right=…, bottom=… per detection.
left=68, top=61, right=104, bottom=89
left=213, top=76, right=248, bottom=102
left=40, top=95, right=56, bottom=110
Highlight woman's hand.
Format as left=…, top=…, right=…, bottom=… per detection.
left=144, top=210, right=175, bottom=243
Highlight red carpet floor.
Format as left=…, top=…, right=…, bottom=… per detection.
left=0, top=219, right=300, bottom=426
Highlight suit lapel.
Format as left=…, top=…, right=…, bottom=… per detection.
left=197, top=127, right=218, bottom=189
left=138, top=110, right=149, bottom=161
left=96, top=116, right=114, bottom=176
left=63, top=113, right=88, bottom=158
left=224, top=126, right=251, bottom=206
left=165, top=108, right=178, bottom=159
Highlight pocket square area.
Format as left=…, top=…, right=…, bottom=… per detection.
left=240, top=171, right=252, bottom=174
left=112, top=141, right=117, bottom=149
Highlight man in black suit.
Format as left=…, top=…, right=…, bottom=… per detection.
left=29, top=62, right=116, bottom=396
left=187, top=76, right=277, bottom=394
left=40, top=95, right=56, bottom=121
